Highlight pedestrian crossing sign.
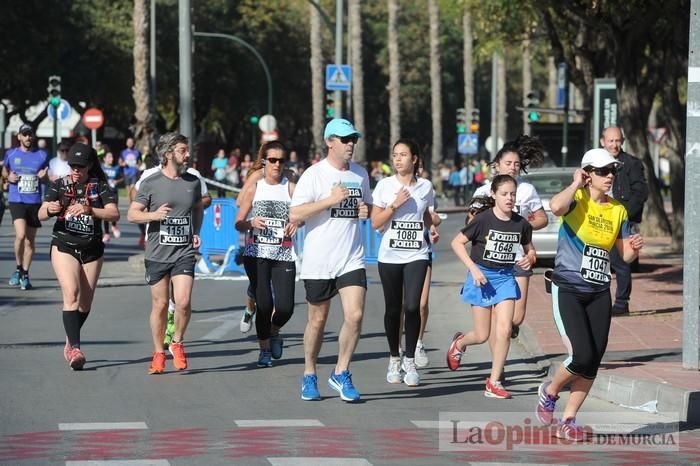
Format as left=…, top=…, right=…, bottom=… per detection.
left=326, top=65, right=352, bottom=91
left=458, top=133, right=478, bottom=155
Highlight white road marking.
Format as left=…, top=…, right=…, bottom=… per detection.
left=66, top=461, right=170, bottom=466
left=201, top=316, right=240, bottom=341
left=410, top=420, right=455, bottom=429
left=58, top=422, right=148, bottom=431
left=235, top=419, right=324, bottom=427
left=267, top=459, right=371, bottom=466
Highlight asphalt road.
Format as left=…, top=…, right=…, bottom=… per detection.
left=0, top=200, right=695, bottom=465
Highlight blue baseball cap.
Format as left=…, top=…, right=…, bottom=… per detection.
left=323, top=118, right=362, bottom=140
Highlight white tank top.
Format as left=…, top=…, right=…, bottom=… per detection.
left=243, top=177, right=296, bottom=262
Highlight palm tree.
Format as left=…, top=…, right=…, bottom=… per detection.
left=349, top=0, right=365, bottom=164
left=387, top=0, right=400, bottom=146
left=463, top=7, right=474, bottom=123
left=429, top=0, right=442, bottom=177
left=309, top=2, right=325, bottom=156
left=132, top=0, right=153, bottom=154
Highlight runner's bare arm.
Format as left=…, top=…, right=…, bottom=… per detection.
left=289, top=183, right=348, bottom=224
left=237, top=168, right=262, bottom=208
left=528, top=208, right=548, bottom=230
left=128, top=201, right=169, bottom=223
left=201, top=194, right=212, bottom=209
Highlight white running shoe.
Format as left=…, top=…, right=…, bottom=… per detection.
left=386, top=357, right=402, bottom=384
left=415, top=343, right=429, bottom=368
left=240, top=307, right=255, bottom=333
left=402, top=357, right=420, bottom=386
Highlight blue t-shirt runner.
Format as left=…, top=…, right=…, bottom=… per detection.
left=3, top=147, right=49, bottom=205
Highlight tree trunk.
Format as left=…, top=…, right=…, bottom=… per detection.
left=387, top=0, right=400, bottom=146
left=497, top=53, right=506, bottom=144
left=522, top=39, right=532, bottom=135
left=547, top=56, right=557, bottom=123
left=349, top=0, right=365, bottom=164
left=662, top=77, right=686, bottom=251
left=463, top=9, right=474, bottom=120
left=132, top=0, right=153, bottom=155
left=428, top=0, right=442, bottom=179
left=309, top=3, right=324, bottom=156
left=617, top=81, right=671, bottom=237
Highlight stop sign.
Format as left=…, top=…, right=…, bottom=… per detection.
left=83, top=108, right=104, bottom=130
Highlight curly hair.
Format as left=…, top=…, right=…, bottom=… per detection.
left=492, top=134, right=545, bottom=174
left=465, top=195, right=495, bottom=225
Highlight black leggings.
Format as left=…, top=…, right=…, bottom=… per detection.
left=254, top=258, right=296, bottom=341
left=552, top=283, right=611, bottom=379
left=378, top=260, right=429, bottom=358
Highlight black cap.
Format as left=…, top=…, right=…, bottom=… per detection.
left=19, top=123, right=33, bottom=135
left=67, top=143, right=93, bottom=167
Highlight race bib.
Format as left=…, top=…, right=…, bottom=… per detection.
left=580, top=244, right=611, bottom=285
left=126, top=155, right=138, bottom=168
left=18, top=175, right=39, bottom=193
left=65, top=213, right=95, bottom=235
left=330, top=185, right=362, bottom=219
left=253, top=217, right=286, bottom=246
left=159, top=216, right=191, bottom=245
left=483, top=229, right=520, bottom=264
left=388, top=220, right=423, bottom=250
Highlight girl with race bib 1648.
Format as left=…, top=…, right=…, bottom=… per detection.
left=447, top=175, right=535, bottom=399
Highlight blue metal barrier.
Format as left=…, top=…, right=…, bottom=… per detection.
left=199, top=198, right=245, bottom=274
left=293, top=220, right=383, bottom=266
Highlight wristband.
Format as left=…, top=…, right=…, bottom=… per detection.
left=389, top=204, right=397, bottom=211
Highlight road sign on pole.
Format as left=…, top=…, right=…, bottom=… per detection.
left=47, top=99, right=72, bottom=121
left=326, top=65, right=352, bottom=91
left=83, top=108, right=104, bottom=130
left=258, top=114, right=277, bottom=133
left=458, top=133, right=478, bottom=155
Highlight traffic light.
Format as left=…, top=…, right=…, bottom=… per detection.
left=470, top=109, right=480, bottom=134
left=326, top=93, right=335, bottom=118
left=456, top=108, right=467, bottom=134
left=526, top=91, right=540, bottom=123
left=249, top=115, right=259, bottom=124
left=47, top=75, right=61, bottom=107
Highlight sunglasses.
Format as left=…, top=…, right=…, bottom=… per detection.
left=336, top=135, right=359, bottom=144
left=69, top=164, right=87, bottom=170
left=266, top=157, right=285, bottom=165
left=589, top=166, right=618, bottom=177
left=19, top=132, right=33, bottom=137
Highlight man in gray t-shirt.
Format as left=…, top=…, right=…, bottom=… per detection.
left=127, top=132, right=203, bottom=375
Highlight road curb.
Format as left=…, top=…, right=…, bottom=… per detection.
left=518, top=321, right=700, bottom=424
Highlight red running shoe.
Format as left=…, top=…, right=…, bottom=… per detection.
left=169, top=342, right=188, bottom=370
left=68, top=348, right=86, bottom=371
left=484, top=377, right=511, bottom=399
left=446, top=332, right=464, bottom=371
left=148, top=352, right=166, bottom=374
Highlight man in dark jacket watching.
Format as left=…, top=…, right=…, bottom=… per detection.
left=600, top=126, right=649, bottom=315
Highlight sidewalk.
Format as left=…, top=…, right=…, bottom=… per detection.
left=516, top=236, right=700, bottom=423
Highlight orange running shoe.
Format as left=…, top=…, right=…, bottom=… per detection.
left=149, top=351, right=166, bottom=374
left=69, top=348, right=86, bottom=371
left=169, top=342, right=188, bottom=370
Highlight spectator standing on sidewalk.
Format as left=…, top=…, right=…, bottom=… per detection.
left=290, top=118, right=371, bottom=402
left=600, top=126, right=648, bottom=315
left=211, top=148, right=228, bottom=198
left=535, top=148, right=643, bottom=440
left=101, top=149, right=123, bottom=242
left=48, top=142, right=71, bottom=182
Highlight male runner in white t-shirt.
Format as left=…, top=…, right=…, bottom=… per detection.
left=290, top=118, right=371, bottom=402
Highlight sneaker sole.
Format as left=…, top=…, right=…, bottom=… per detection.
left=404, top=378, right=420, bottom=387
left=386, top=375, right=403, bottom=384
left=148, top=368, right=165, bottom=374
left=484, top=390, right=510, bottom=399
left=70, top=358, right=86, bottom=371
left=327, top=379, right=360, bottom=402
left=301, top=393, right=321, bottom=401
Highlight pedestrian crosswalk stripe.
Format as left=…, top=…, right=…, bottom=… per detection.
left=267, top=459, right=371, bottom=466
left=236, top=419, right=325, bottom=427
left=410, top=420, right=454, bottom=429
left=58, top=422, right=148, bottom=431
left=66, top=461, right=170, bottom=466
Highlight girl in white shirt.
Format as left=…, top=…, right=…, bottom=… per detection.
left=371, top=139, right=437, bottom=387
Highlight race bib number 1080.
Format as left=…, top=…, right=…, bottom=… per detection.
left=388, top=220, right=423, bottom=250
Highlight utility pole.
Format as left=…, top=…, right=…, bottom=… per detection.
left=683, top=0, right=700, bottom=370
left=178, top=0, right=193, bottom=152
left=562, top=68, right=569, bottom=166
left=489, top=52, right=498, bottom=157
left=150, top=0, right=157, bottom=120
left=334, top=0, right=344, bottom=118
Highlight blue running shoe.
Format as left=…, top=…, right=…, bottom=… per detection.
left=270, top=335, right=284, bottom=360
left=19, top=274, right=32, bottom=290
left=301, top=374, right=321, bottom=401
left=257, top=350, right=273, bottom=367
left=8, top=270, right=20, bottom=287
left=328, top=370, right=360, bottom=402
